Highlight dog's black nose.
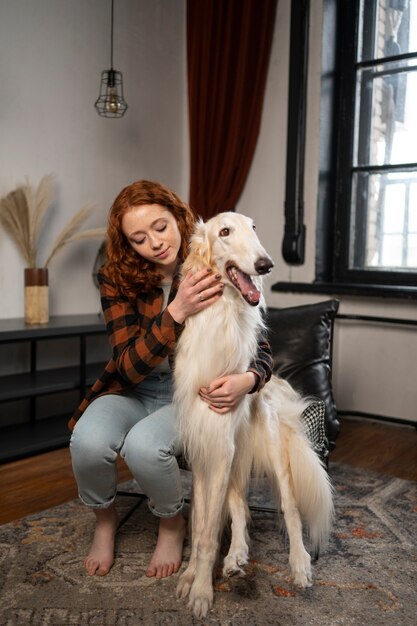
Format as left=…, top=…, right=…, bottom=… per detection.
left=255, top=257, right=274, bottom=275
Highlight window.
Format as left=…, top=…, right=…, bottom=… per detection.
left=331, top=0, right=417, bottom=289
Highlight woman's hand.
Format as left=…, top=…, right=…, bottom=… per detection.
left=199, top=372, right=258, bottom=414
left=168, top=268, right=223, bottom=323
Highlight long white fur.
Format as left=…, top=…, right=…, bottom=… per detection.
left=173, top=213, right=334, bottom=619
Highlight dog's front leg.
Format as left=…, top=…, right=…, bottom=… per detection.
left=176, top=469, right=206, bottom=600
left=223, top=421, right=252, bottom=577
left=223, top=481, right=250, bottom=577
left=188, top=447, right=235, bottom=619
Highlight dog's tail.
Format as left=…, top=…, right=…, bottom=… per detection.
left=256, top=377, right=334, bottom=555
left=287, top=426, right=334, bottom=554
left=254, top=378, right=334, bottom=554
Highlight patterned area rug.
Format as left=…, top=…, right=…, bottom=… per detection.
left=0, top=462, right=416, bottom=626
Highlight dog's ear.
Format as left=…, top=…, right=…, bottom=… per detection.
left=183, top=219, right=214, bottom=273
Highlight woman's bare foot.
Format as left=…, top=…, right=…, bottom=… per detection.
left=84, top=505, right=119, bottom=576
left=146, top=513, right=186, bottom=578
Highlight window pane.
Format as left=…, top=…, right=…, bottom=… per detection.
left=383, top=183, right=405, bottom=231
left=360, top=0, right=417, bottom=62
left=407, top=234, right=417, bottom=266
left=409, top=183, right=417, bottom=229
left=350, top=171, right=417, bottom=271
left=381, top=234, right=403, bottom=266
left=355, top=59, right=417, bottom=166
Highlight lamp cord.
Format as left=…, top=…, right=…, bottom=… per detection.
left=110, top=0, right=114, bottom=69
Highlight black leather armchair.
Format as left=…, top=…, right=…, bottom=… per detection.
left=266, top=299, right=340, bottom=456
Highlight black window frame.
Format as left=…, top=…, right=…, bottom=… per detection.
left=331, top=0, right=417, bottom=289
left=273, top=0, right=417, bottom=301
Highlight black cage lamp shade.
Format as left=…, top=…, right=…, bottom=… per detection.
left=95, top=69, right=127, bottom=118
left=95, top=0, right=127, bottom=118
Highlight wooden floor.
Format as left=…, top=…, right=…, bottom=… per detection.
left=0, top=416, right=416, bottom=526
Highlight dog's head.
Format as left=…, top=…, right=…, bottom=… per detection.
left=183, top=212, right=274, bottom=306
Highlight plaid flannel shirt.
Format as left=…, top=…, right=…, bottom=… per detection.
left=68, top=266, right=273, bottom=430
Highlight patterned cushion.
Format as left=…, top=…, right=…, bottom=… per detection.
left=301, top=399, right=328, bottom=463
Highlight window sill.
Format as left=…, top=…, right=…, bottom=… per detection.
left=271, top=281, right=417, bottom=301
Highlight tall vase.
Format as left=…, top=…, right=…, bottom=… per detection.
left=24, top=268, right=49, bottom=324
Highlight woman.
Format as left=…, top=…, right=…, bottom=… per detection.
left=69, top=180, right=272, bottom=580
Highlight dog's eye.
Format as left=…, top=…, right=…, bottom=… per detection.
left=219, top=228, right=230, bottom=237
left=252, top=224, right=256, bottom=231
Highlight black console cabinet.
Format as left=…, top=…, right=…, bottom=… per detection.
left=0, top=315, right=107, bottom=463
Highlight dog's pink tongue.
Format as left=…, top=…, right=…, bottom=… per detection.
left=236, top=269, right=261, bottom=304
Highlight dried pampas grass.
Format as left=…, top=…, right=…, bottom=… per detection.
left=0, top=187, right=32, bottom=266
left=0, top=174, right=106, bottom=268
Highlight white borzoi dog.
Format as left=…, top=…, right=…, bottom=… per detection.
left=174, top=212, right=334, bottom=619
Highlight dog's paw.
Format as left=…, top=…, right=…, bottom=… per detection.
left=176, top=568, right=195, bottom=600
left=223, top=551, right=248, bottom=578
left=292, top=568, right=313, bottom=588
left=289, top=547, right=313, bottom=588
left=189, top=585, right=214, bottom=619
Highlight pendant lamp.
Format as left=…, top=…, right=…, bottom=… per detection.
left=95, top=0, right=128, bottom=118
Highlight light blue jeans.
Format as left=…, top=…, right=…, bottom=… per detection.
left=70, top=372, right=184, bottom=517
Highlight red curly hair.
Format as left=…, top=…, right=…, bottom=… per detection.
left=105, top=180, right=196, bottom=300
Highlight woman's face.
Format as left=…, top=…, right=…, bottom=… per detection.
left=121, top=203, right=182, bottom=280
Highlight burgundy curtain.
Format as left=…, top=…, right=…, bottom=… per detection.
left=187, top=0, right=277, bottom=219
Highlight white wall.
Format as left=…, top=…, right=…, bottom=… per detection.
left=0, top=0, right=188, bottom=318
left=238, top=0, right=417, bottom=424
